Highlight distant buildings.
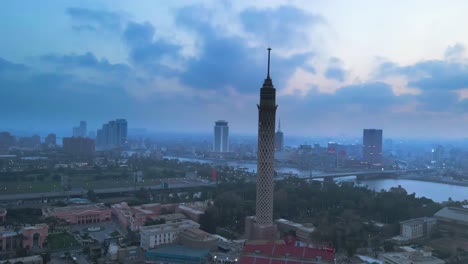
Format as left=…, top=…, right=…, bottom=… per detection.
left=62, top=137, right=95, bottom=156
left=275, top=119, right=284, bottom=151
left=96, top=119, right=128, bottom=150
left=42, top=203, right=111, bottom=224
left=431, top=145, right=444, bottom=164
left=44, top=133, right=56, bottom=147
left=0, top=132, right=15, bottom=153
left=363, top=128, right=383, bottom=165
left=213, top=120, right=229, bottom=152
left=72, top=121, right=87, bottom=137
left=18, top=135, right=40, bottom=149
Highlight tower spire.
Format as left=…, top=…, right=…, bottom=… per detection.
left=267, top=47, right=271, bottom=79
left=278, top=118, right=281, bottom=132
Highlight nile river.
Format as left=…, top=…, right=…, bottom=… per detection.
left=164, top=156, right=468, bottom=203
left=359, top=178, right=468, bottom=203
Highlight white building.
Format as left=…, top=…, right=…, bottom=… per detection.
left=400, top=217, right=436, bottom=240
left=139, top=219, right=199, bottom=250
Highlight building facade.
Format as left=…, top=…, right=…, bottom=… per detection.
left=139, top=220, right=200, bottom=250
left=42, top=203, right=111, bottom=224
left=363, top=129, right=383, bottom=165
left=213, top=120, right=229, bottom=152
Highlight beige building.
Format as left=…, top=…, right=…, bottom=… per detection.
left=139, top=219, right=200, bottom=250
left=400, top=217, right=436, bottom=240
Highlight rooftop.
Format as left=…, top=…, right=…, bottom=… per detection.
left=180, top=228, right=217, bottom=242
left=44, top=203, right=108, bottom=214
left=140, top=219, right=199, bottom=234
left=146, top=245, right=209, bottom=259
left=383, top=251, right=445, bottom=264
left=154, top=213, right=186, bottom=222
left=434, top=207, right=468, bottom=224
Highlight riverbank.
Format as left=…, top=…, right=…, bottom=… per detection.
left=396, top=174, right=468, bottom=187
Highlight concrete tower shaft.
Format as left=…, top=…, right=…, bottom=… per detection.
left=256, top=48, right=277, bottom=226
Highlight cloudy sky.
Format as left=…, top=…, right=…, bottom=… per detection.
left=2, top=0, right=468, bottom=138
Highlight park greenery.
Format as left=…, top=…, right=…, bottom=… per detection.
left=199, top=177, right=443, bottom=255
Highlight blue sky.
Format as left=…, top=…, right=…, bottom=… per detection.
left=2, top=0, right=468, bottom=138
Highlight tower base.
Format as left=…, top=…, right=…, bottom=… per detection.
left=245, top=216, right=277, bottom=240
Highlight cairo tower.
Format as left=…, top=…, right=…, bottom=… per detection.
left=245, top=48, right=278, bottom=240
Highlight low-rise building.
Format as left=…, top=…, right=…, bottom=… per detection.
left=176, top=202, right=207, bottom=223
left=434, top=207, right=468, bottom=237
left=42, top=203, right=111, bottom=224
left=400, top=217, right=436, bottom=240
left=111, top=202, right=175, bottom=231
left=153, top=213, right=187, bottom=223
left=179, top=228, right=218, bottom=250
left=140, top=219, right=200, bottom=250
left=0, top=224, right=48, bottom=253
left=275, top=218, right=316, bottom=243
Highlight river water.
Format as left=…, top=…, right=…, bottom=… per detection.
left=164, top=156, right=468, bottom=203
left=359, top=178, right=468, bottom=203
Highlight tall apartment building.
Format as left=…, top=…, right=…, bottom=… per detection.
left=213, top=120, right=229, bottom=152
left=96, top=119, right=128, bottom=150
left=72, top=121, right=87, bottom=137
left=363, top=129, right=383, bottom=165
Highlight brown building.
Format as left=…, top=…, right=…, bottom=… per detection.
left=62, top=137, right=95, bottom=156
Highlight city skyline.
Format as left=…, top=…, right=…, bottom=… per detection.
left=2, top=1, right=468, bottom=138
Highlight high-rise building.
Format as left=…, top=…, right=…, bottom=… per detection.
left=274, top=119, right=284, bottom=151
left=245, top=48, right=277, bottom=240
left=72, top=121, right=87, bottom=137
left=96, top=119, right=128, bottom=150
left=362, top=129, right=383, bottom=165
left=62, top=137, right=95, bottom=156
left=213, top=120, right=229, bottom=152
left=44, top=133, right=57, bottom=147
